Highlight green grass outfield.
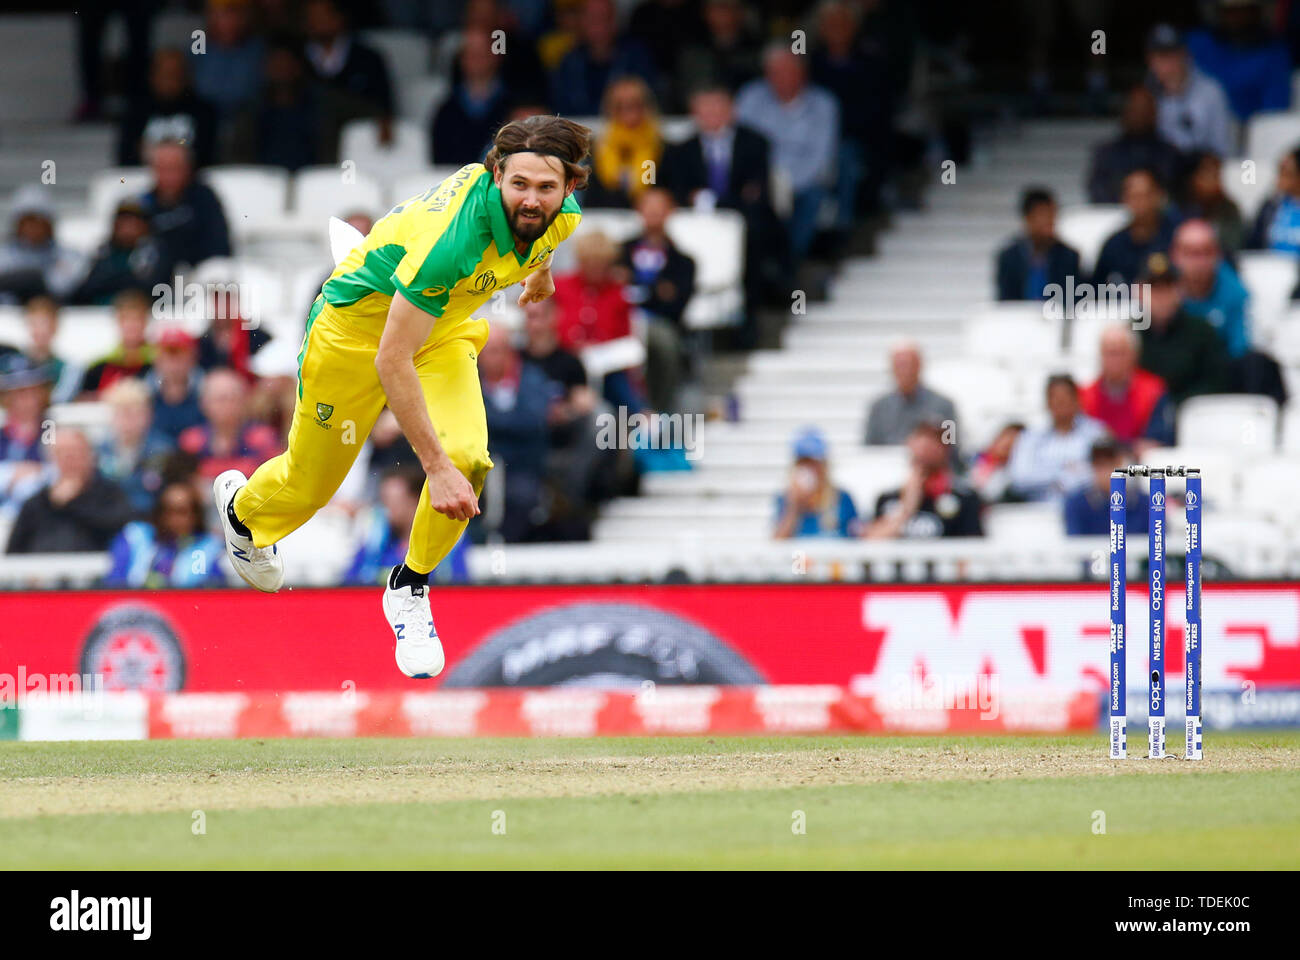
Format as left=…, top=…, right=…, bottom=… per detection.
left=2, top=732, right=1298, bottom=869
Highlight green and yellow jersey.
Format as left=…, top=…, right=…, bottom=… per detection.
left=320, top=163, right=582, bottom=344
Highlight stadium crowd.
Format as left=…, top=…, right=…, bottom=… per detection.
left=1, top=0, right=916, bottom=585
left=773, top=9, right=1297, bottom=545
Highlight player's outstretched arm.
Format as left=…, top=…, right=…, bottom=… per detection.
left=376, top=292, right=480, bottom=522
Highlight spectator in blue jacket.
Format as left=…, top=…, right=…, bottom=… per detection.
left=1064, top=439, right=1149, bottom=537
left=1247, top=147, right=1300, bottom=253
left=995, top=187, right=1082, bottom=301
left=1146, top=23, right=1234, bottom=157
left=104, top=480, right=226, bottom=587
left=773, top=426, right=859, bottom=539
left=1171, top=218, right=1250, bottom=358
left=1186, top=0, right=1291, bottom=124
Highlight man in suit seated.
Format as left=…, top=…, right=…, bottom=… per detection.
left=661, top=85, right=784, bottom=347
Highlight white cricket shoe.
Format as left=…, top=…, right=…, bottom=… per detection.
left=383, top=581, right=445, bottom=679
left=213, top=469, right=284, bottom=593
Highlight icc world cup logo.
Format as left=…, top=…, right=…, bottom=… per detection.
left=1151, top=491, right=1165, bottom=510
left=1110, top=491, right=1123, bottom=507
left=1185, top=491, right=1197, bottom=508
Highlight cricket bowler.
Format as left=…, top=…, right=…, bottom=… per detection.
left=212, top=115, right=590, bottom=678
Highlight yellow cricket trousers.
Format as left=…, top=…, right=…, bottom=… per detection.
left=233, top=296, right=493, bottom=574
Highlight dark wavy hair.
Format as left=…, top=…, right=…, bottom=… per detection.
left=484, top=115, right=591, bottom=190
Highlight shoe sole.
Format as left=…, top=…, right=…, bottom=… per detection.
left=213, top=471, right=283, bottom=593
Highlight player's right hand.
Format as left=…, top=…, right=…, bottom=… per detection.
left=426, top=459, right=480, bottom=521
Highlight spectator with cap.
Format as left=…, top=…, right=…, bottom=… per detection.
left=1086, top=86, right=1184, bottom=205
left=548, top=0, right=658, bottom=117
left=104, top=479, right=227, bottom=588
left=1093, top=168, right=1179, bottom=286
left=736, top=43, right=840, bottom=264
left=6, top=427, right=132, bottom=555
left=863, top=422, right=983, bottom=540
left=0, top=354, right=52, bottom=520
left=431, top=28, right=510, bottom=166
left=1247, top=147, right=1300, bottom=254
left=118, top=47, right=220, bottom=168
left=773, top=426, right=859, bottom=539
left=1186, top=0, right=1291, bottom=124
left=345, top=468, right=469, bottom=585
left=72, top=198, right=171, bottom=306
left=1080, top=324, right=1176, bottom=450
left=1145, top=23, right=1234, bottom=157
left=995, top=187, right=1082, bottom=302
left=79, top=289, right=155, bottom=398
left=0, top=186, right=86, bottom=305
left=1063, top=438, right=1149, bottom=537
left=97, top=378, right=173, bottom=517
left=140, top=140, right=232, bottom=270
left=586, top=76, right=664, bottom=209
left=178, top=367, right=283, bottom=482
left=1179, top=151, right=1245, bottom=259
left=1171, top=218, right=1250, bottom=358
left=149, top=326, right=205, bottom=442
left=22, top=297, right=81, bottom=404
left=1137, top=253, right=1231, bottom=405
left=1005, top=374, right=1109, bottom=503
left=188, top=0, right=267, bottom=122
left=864, top=340, right=959, bottom=448
left=620, top=188, right=696, bottom=410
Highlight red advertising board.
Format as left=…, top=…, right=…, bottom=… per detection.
left=1, top=583, right=1298, bottom=697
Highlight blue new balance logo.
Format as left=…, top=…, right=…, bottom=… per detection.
left=395, top=624, right=405, bottom=640
left=232, top=546, right=250, bottom=561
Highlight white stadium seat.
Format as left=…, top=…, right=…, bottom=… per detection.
left=963, top=308, right=1061, bottom=364
left=1140, top=447, right=1242, bottom=507
left=292, top=166, right=385, bottom=224
left=984, top=502, right=1065, bottom=543
left=1176, top=394, right=1279, bottom=457
left=1056, top=204, right=1127, bottom=275
left=359, top=28, right=431, bottom=83
left=1245, top=110, right=1300, bottom=172
left=200, top=165, right=290, bottom=242
left=88, top=167, right=151, bottom=220
left=666, top=209, right=745, bottom=328
left=339, top=119, right=430, bottom=182
left=1237, top=457, right=1300, bottom=523
left=55, top=213, right=107, bottom=257
left=398, top=74, right=449, bottom=122
left=1236, top=252, right=1298, bottom=347
left=1221, top=155, right=1276, bottom=221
